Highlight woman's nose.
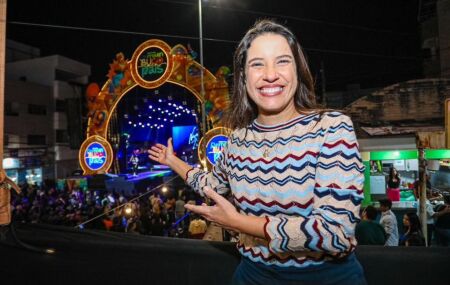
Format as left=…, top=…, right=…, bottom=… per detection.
left=263, top=65, right=279, bottom=82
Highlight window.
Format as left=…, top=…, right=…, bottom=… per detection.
left=55, top=99, right=66, bottom=112
left=28, top=104, right=47, bottom=115
left=27, top=135, right=46, bottom=145
left=55, top=130, right=69, bottom=143
left=5, top=101, right=19, bottom=116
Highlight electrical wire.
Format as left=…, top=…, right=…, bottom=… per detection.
left=7, top=21, right=421, bottom=60
left=152, top=0, right=416, bottom=36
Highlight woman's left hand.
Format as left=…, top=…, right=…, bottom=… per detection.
left=185, top=186, right=240, bottom=231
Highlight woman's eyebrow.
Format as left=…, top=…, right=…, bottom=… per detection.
left=276, top=54, right=293, bottom=60
left=247, top=54, right=293, bottom=64
left=247, top=57, right=263, bottom=64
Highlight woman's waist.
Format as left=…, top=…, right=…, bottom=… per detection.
left=237, top=233, right=351, bottom=264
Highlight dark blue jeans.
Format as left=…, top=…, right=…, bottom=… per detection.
left=231, top=253, right=367, bottom=285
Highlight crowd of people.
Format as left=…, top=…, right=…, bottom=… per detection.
left=355, top=197, right=450, bottom=247
left=11, top=180, right=210, bottom=240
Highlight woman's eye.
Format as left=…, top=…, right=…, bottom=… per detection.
left=250, top=62, right=263, bottom=67
left=277, top=59, right=291, bottom=65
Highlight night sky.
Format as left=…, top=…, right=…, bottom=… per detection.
left=6, top=0, right=422, bottom=92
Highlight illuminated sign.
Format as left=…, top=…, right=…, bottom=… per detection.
left=79, top=136, right=113, bottom=175
left=205, top=135, right=228, bottom=165
left=131, top=39, right=173, bottom=89
left=137, top=47, right=167, bottom=81
left=84, top=142, right=107, bottom=170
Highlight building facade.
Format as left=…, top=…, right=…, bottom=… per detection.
left=4, top=40, right=90, bottom=185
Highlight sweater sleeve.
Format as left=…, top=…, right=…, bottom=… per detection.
left=264, top=114, right=365, bottom=255
left=185, top=139, right=231, bottom=196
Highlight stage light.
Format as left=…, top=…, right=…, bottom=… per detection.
left=128, top=121, right=132, bottom=124
left=160, top=124, right=164, bottom=127
left=147, top=123, right=150, bottom=126
left=158, top=118, right=160, bottom=120
left=161, top=186, right=168, bottom=193
left=133, top=124, right=137, bottom=127
left=168, top=103, right=172, bottom=106
left=158, top=99, right=162, bottom=102
left=170, top=119, right=173, bottom=122
left=141, top=125, right=145, bottom=128
left=148, top=116, right=152, bottom=119
left=158, top=107, right=161, bottom=111
left=149, top=105, right=152, bottom=109
left=163, top=118, right=167, bottom=121
left=138, top=122, right=142, bottom=125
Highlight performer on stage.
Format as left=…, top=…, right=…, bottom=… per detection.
left=129, top=148, right=140, bottom=176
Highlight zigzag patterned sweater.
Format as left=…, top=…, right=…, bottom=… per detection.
left=186, top=112, right=365, bottom=268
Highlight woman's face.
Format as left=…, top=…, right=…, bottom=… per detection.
left=403, top=215, right=410, bottom=227
left=245, top=33, right=298, bottom=116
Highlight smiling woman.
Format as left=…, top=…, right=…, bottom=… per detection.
left=149, top=19, right=366, bottom=285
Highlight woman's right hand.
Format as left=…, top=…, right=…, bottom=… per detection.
left=148, top=138, right=175, bottom=166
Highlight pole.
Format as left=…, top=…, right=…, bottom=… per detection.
left=320, top=60, right=326, bottom=106
left=0, top=0, right=6, bottom=161
left=418, top=148, right=428, bottom=245
left=198, top=0, right=206, bottom=136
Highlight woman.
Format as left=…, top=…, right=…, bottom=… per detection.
left=387, top=167, right=401, bottom=202
left=399, top=212, right=425, bottom=246
left=149, top=20, right=366, bottom=284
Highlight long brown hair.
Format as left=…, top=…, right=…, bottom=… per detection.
left=224, top=19, right=322, bottom=130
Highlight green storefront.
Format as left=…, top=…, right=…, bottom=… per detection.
left=361, top=149, right=450, bottom=206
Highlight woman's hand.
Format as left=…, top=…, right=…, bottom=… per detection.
left=148, top=138, right=176, bottom=166
left=185, top=186, right=240, bottom=231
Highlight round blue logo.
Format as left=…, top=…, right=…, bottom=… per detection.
left=84, top=142, right=107, bottom=170
left=206, top=135, right=228, bottom=165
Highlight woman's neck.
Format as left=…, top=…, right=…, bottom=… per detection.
left=256, top=106, right=300, bottom=126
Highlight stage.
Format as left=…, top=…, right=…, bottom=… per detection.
left=85, top=168, right=174, bottom=195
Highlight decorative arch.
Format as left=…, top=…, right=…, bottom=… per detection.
left=80, top=39, right=231, bottom=175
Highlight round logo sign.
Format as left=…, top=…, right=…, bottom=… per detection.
left=131, top=39, right=173, bottom=89
left=137, top=46, right=168, bottom=82
left=205, top=135, right=228, bottom=165
left=84, top=142, right=107, bottom=171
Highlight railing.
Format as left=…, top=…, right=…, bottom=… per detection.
left=1, top=223, right=449, bottom=285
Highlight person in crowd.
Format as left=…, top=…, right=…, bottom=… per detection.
left=355, top=205, right=386, bottom=245
left=149, top=19, right=366, bottom=284
left=386, top=167, right=401, bottom=202
left=415, top=189, right=449, bottom=246
left=399, top=212, right=425, bottom=246
left=188, top=214, right=208, bottom=239
left=378, top=199, right=399, bottom=246
left=434, top=204, right=450, bottom=246
left=175, top=194, right=186, bottom=222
